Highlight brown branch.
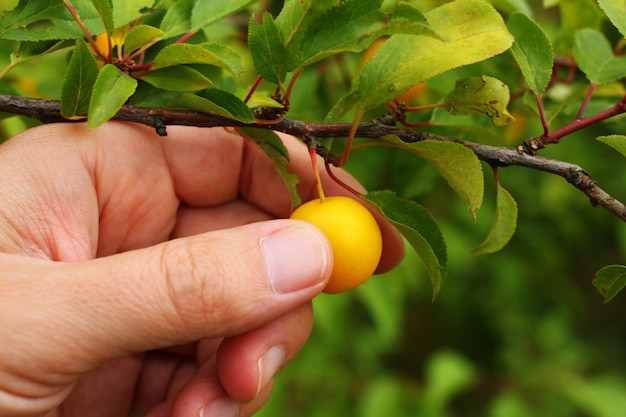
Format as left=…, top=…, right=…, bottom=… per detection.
left=1, top=94, right=624, bottom=222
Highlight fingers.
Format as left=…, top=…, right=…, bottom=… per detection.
left=163, top=304, right=313, bottom=417
left=0, top=220, right=331, bottom=377
left=216, top=303, right=314, bottom=403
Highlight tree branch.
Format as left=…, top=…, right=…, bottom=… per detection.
left=1, top=94, right=624, bottom=222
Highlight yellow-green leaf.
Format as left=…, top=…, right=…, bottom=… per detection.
left=379, top=136, right=484, bottom=218
left=357, top=0, right=513, bottom=110
left=444, top=75, right=514, bottom=127
left=593, top=265, right=626, bottom=303
left=472, top=184, right=517, bottom=255
left=365, top=190, right=447, bottom=299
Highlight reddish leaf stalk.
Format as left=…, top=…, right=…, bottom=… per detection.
left=63, top=0, right=109, bottom=62
left=576, top=83, right=597, bottom=120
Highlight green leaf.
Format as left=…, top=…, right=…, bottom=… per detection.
left=365, top=190, right=447, bottom=299
left=248, top=13, right=288, bottom=84
left=559, top=0, right=604, bottom=51
left=123, top=24, right=163, bottom=54
left=0, top=0, right=153, bottom=41
left=92, top=0, right=114, bottom=35
left=573, top=29, right=626, bottom=84
left=598, top=0, right=626, bottom=38
left=170, top=90, right=254, bottom=123
left=593, top=265, right=626, bottom=303
left=597, top=135, right=626, bottom=157
left=190, top=0, right=258, bottom=32
left=379, top=137, right=484, bottom=218
left=383, top=2, right=432, bottom=35
left=288, top=0, right=386, bottom=70
left=159, top=0, right=193, bottom=38
left=274, top=0, right=335, bottom=48
left=238, top=128, right=301, bottom=208
left=444, top=75, right=514, bottom=127
left=88, top=64, right=137, bottom=129
left=152, top=43, right=242, bottom=76
left=0, top=0, right=102, bottom=41
left=61, top=38, right=100, bottom=118
left=357, top=0, right=514, bottom=110
left=142, top=66, right=212, bottom=91
left=111, top=0, right=155, bottom=29
left=9, top=39, right=73, bottom=65
left=507, top=12, right=553, bottom=94
left=472, top=184, right=517, bottom=255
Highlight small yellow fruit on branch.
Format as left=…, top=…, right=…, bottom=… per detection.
left=290, top=196, right=383, bottom=294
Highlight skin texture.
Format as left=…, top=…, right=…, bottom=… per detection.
left=0, top=122, right=404, bottom=417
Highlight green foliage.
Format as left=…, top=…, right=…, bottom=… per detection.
left=88, top=63, right=137, bottom=129
left=61, top=38, right=99, bottom=118
left=472, top=184, right=518, bottom=256
left=444, top=75, right=514, bottom=126
left=573, top=29, right=626, bottom=84
left=366, top=190, right=447, bottom=299
left=593, top=265, right=626, bottom=303
left=354, top=0, right=513, bottom=112
left=507, top=12, right=553, bottom=95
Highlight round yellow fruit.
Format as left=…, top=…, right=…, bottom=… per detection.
left=290, top=196, right=383, bottom=294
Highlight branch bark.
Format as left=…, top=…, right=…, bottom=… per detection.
left=1, top=94, right=624, bottom=222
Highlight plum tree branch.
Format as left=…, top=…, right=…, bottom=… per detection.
left=1, top=94, right=624, bottom=222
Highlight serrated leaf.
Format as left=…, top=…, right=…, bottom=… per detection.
left=142, top=66, right=212, bottom=91
left=379, top=136, right=484, bottom=218
left=573, top=29, right=626, bottom=84
left=0, top=0, right=153, bottom=41
left=159, top=0, right=193, bottom=38
left=598, top=0, right=626, bottom=38
left=92, top=0, right=114, bottom=34
left=190, top=0, right=257, bottom=32
left=0, top=0, right=102, bottom=41
left=286, top=0, right=386, bottom=70
left=507, top=12, right=553, bottom=94
left=170, top=90, right=254, bottom=123
left=365, top=190, right=447, bottom=299
left=274, top=0, right=335, bottom=47
left=238, top=127, right=301, bottom=208
left=357, top=0, right=513, bottom=110
left=597, top=135, right=626, bottom=157
left=593, top=265, right=626, bottom=303
left=472, top=185, right=517, bottom=255
left=61, top=38, right=100, bottom=118
left=88, top=64, right=137, bottom=129
left=382, top=2, right=433, bottom=36
left=123, top=24, right=163, bottom=54
left=152, top=43, right=241, bottom=76
left=248, top=13, right=287, bottom=84
left=444, top=75, right=514, bottom=126
left=9, top=39, right=73, bottom=65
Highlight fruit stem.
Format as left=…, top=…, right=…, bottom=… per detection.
left=310, top=148, right=326, bottom=202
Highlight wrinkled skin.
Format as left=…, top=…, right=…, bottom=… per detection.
left=0, top=122, right=404, bottom=417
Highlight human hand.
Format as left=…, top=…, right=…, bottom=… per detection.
left=0, top=122, right=404, bottom=417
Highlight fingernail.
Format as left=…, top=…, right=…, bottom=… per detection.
left=262, top=224, right=330, bottom=293
left=199, top=397, right=238, bottom=417
left=257, top=345, right=285, bottom=396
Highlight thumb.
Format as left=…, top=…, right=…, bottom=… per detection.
left=1, top=220, right=331, bottom=372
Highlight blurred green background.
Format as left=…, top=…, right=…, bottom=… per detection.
left=2, top=0, right=626, bottom=415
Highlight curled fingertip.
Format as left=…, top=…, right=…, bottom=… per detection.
left=199, top=397, right=238, bottom=417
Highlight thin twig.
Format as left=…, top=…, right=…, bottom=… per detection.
left=0, top=94, right=624, bottom=222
